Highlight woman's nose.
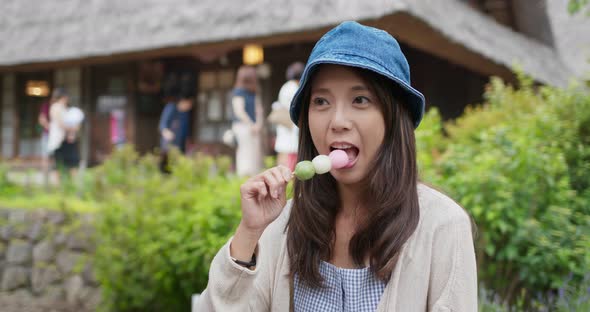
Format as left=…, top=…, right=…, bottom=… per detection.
left=330, top=105, right=352, bottom=132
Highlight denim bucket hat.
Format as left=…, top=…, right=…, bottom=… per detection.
left=290, top=21, right=426, bottom=128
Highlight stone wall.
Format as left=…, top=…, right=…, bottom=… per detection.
left=0, top=208, right=100, bottom=312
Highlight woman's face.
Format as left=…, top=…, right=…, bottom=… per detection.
left=308, top=65, right=386, bottom=186
left=57, top=96, right=69, bottom=106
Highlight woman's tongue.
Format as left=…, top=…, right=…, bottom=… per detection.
left=342, top=147, right=359, bottom=163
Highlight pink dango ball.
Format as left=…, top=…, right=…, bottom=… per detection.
left=329, top=150, right=349, bottom=169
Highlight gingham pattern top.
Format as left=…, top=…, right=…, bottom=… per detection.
left=293, top=261, right=386, bottom=312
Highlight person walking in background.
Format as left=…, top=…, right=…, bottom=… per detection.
left=158, top=89, right=194, bottom=172
left=47, top=88, right=83, bottom=184
left=268, top=62, right=304, bottom=171
left=110, top=108, right=126, bottom=149
left=231, top=65, right=264, bottom=176
left=38, top=98, right=51, bottom=185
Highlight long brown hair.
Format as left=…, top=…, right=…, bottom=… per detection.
left=286, top=66, right=420, bottom=287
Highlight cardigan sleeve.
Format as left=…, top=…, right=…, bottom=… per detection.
left=428, top=213, right=478, bottom=312
left=195, top=237, right=271, bottom=312
left=195, top=201, right=292, bottom=312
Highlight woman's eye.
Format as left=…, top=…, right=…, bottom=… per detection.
left=312, top=97, right=328, bottom=106
left=353, top=96, right=371, bottom=105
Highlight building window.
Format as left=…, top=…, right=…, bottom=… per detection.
left=197, top=69, right=235, bottom=143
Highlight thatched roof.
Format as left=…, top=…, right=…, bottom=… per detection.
left=402, top=0, right=573, bottom=86
left=0, top=0, right=582, bottom=86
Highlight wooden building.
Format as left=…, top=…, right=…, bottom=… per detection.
left=0, top=0, right=587, bottom=166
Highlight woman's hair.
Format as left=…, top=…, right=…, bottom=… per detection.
left=51, top=87, right=68, bottom=102
left=286, top=66, right=420, bottom=287
left=234, top=65, right=258, bottom=93
left=286, top=62, right=305, bottom=81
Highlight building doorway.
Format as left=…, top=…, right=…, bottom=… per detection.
left=16, top=71, right=52, bottom=159
left=90, top=63, right=132, bottom=165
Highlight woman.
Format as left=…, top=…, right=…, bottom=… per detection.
left=47, top=88, right=81, bottom=183
left=269, top=62, right=304, bottom=171
left=198, top=21, right=477, bottom=311
left=231, top=65, right=264, bottom=176
left=38, top=98, right=51, bottom=184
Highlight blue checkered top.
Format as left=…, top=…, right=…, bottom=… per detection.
left=293, top=261, right=386, bottom=312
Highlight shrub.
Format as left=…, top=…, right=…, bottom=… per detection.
left=93, top=147, right=244, bottom=311
left=0, top=163, right=24, bottom=197
left=417, top=74, right=590, bottom=304
left=478, top=274, right=590, bottom=311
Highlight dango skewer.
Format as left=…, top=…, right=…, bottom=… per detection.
left=293, top=149, right=349, bottom=181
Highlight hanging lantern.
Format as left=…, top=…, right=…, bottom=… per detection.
left=243, top=44, right=264, bottom=65
left=25, top=80, right=50, bottom=97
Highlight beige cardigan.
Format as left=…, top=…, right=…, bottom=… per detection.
left=196, top=184, right=478, bottom=311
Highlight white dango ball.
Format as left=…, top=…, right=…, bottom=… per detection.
left=312, top=155, right=331, bottom=174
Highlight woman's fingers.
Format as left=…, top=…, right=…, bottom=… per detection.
left=242, top=167, right=292, bottom=200
left=254, top=181, right=269, bottom=202
left=277, top=165, right=293, bottom=182
left=238, top=166, right=293, bottom=232
left=262, top=170, right=283, bottom=199
left=240, top=180, right=267, bottom=199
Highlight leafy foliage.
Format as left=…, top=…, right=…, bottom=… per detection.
left=0, top=163, right=24, bottom=197
left=479, top=274, right=590, bottom=311
left=417, top=73, right=590, bottom=305
left=568, top=0, right=590, bottom=15
left=92, top=147, right=243, bottom=311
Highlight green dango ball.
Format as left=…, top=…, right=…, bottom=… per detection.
left=294, top=161, right=315, bottom=180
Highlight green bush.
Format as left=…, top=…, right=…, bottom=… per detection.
left=417, top=73, right=590, bottom=304
left=479, top=274, right=590, bottom=311
left=93, top=147, right=244, bottom=311
left=0, top=163, right=24, bottom=197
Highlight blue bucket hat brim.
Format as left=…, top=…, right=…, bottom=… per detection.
left=290, top=53, right=426, bottom=129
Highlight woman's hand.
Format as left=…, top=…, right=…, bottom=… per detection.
left=230, top=166, right=292, bottom=263
left=239, top=166, right=292, bottom=234
left=65, top=126, right=80, bottom=143
left=250, top=123, right=262, bottom=135
left=162, top=128, right=175, bottom=142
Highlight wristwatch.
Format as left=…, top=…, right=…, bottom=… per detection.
left=231, top=253, right=256, bottom=269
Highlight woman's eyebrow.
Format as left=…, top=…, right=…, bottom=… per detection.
left=351, top=85, right=369, bottom=91
left=311, top=85, right=369, bottom=94
left=310, top=87, right=331, bottom=94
